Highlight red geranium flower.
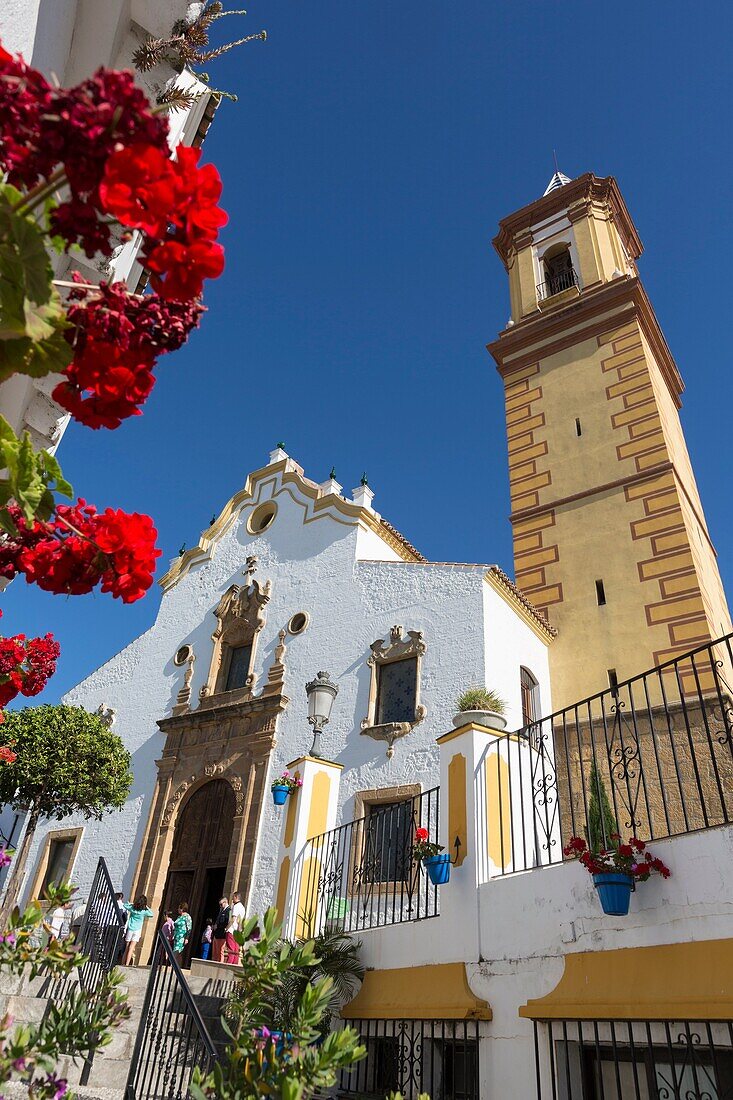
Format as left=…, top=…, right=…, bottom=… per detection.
left=147, top=238, right=225, bottom=301
left=99, top=143, right=177, bottom=239
left=170, top=145, right=228, bottom=240
left=415, top=827, right=429, bottom=842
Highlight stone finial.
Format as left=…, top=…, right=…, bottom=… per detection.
left=319, top=475, right=343, bottom=497
left=95, top=703, right=116, bottom=728
left=269, top=445, right=288, bottom=464
left=262, top=629, right=288, bottom=697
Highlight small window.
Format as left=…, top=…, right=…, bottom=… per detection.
left=543, top=246, right=576, bottom=297
left=595, top=579, right=606, bottom=606
left=520, top=667, right=540, bottom=727
left=41, top=838, right=76, bottom=894
left=224, top=643, right=252, bottom=691
left=247, top=502, right=277, bottom=534
left=287, top=612, right=309, bottom=636
left=375, top=657, right=418, bottom=725
left=440, top=1038, right=479, bottom=1100
left=372, top=1036, right=400, bottom=1094
left=575, top=418, right=582, bottom=437
left=363, top=800, right=413, bottom=884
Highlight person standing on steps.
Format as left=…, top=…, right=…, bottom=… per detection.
left=173, top=901, right=192, bottom=966
left=225, top=890, right=245, bottom=965
left=212, top=896, right=230, bottom=963
left=121, top=895, right=154, bottom=966
left=200, top=917, right=213, bottom=960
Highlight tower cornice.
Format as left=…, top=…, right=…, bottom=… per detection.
left=492, top=173, right=643, bottom=268
left=487, top=275, right=684, bottom=409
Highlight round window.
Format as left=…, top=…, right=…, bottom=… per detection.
left=287, top=612, right=309, bottom=636
left=174, top=644, right=192, bottom=666
left=247, top=502, right=277, bottom=534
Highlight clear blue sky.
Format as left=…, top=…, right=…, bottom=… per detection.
left=4, top=1, right=733, bottom=704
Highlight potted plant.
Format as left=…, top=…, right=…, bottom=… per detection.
left=563, top=835, right=671, bottom=916
left=271, top=771, right=302, bottom=807
left=453, top=687, right=508, bottom=732
left=413, top=827, right=450, bottom=886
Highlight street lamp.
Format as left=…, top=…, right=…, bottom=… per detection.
left=305, top=671, right=339, bottom=758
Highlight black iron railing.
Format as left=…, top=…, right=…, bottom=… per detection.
left=77, top=857, right=126, bottom=996
left=537, top=266, right=579, bottom=300
left=534, top=1018, right=733, bottom=1099
left=126, top=930, right=217, bottom=1100
left=339, top=1018, right=480, bottom=1100
left=297, top=786, right=440, bottom=937
left=484, top=633, right=733, bottom=878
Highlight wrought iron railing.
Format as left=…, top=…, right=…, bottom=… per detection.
left=484, top=632, right=733, bottom=878
left=47, top=857, right=126, bottom=1085
left=126, top=930, right=217, bottom=1100
left=537, top=266, right=579, bottom=299
left=77, top=857, right=126, bottom=997
left=533, top=1018, right=733, bottom=1099
left=296, top=786, right=440, bottom=937
left=339, top=1018, right=480, bottom=1100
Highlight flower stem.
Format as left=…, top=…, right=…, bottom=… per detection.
left=13, top=168, right=66, bottom=214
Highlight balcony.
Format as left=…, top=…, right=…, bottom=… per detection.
left=536, top=265, right=580, bottom=307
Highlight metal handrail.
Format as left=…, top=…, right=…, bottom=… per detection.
left=536, top=266, right=579, bottom=299
left=298, top=786, right=441, bottom=937
left=485, top=630, right=733, bottom=878
left=126, top=929, right=217, bottom=1100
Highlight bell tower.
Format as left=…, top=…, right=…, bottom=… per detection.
left=489, top=172, right=731, bottom=708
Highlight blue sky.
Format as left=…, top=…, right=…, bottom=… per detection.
left=4, top=1, right=733, bottom=704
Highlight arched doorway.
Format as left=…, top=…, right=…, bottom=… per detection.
left=159, top=778, right=236, bottom=966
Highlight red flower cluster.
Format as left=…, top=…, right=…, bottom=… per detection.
left=0, top=611, right=60, bottom=717
left=563, top=835, right=671, bottom=882
left=52, top=279, right=204, bottom=429
left=0, top=46, right=170, bottom=256
left=0, top=746, right=17, bottom=763
left=0, top=501, right=161, bottom=603
left=412, top=827, right=443, bottom=861
left=100, top=142, right=226, bottom=301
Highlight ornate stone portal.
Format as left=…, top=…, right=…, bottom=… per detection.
left=130, top=565, right=288, bottom=963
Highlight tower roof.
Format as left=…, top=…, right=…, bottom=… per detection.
left=543, top=170, right=572, bottom=196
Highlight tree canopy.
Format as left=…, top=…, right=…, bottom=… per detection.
left=0, top=704, right=131, bottom=820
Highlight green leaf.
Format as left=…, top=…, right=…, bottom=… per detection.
left=0, top=416, right=74, bottom=526
left=0, top=324, right=72, bottom=383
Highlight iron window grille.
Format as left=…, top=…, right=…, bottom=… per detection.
left=339, top=1018, right=480, bottom=1100
left=533, top=1018, right=733, bottom=1100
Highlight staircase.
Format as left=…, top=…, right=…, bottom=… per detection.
left=0, top=961, right=232, bottom=1100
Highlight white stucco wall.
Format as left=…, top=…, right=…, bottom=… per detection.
left=18, top=456, right=551, bottom=920
left=354, top=825, right=733, bottom=1097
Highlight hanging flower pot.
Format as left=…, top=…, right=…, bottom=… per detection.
left=423, top=852, right=451, bottom=886
left=271, top=771, right=302, bottom=807
left=593, top=872, right=633, bottom=916
left=271, top=784, right=289, bottom=807
left=564, top=834, right=670, bottom=918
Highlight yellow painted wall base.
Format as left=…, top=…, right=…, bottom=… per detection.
left=520, top=939, right=733, bottom=1021
left=342, top=963, right=492, bottom=1020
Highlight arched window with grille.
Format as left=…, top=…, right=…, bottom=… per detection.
left=520, top=667, right=540, bottom=728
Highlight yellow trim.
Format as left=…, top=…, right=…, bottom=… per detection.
left=342, top=963, right=492, bottom=1021
left=484, top=569, right=556, bottom=644
left=486, top=753, right=511, bottom=871
left=160, top=460, right=420, bottom=591
left=295, top=855, right=319, bottom=939
left=436, top=722, right=506, bottom=745
left=286, top=756, right=344, bottom=771
left=520, top=939, right=733, bottom=1021
left=448, top=753, right=467, bottom=867
left=307, top=771, right=331, bottom=839
left=283, top=775, right=299, bottom=849
left=274, top=856, right=290, bottom=921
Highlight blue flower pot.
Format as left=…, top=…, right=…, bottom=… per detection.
left=423, top=853, right=451, bottom=886
left=272, top=784, right=290, bottom=806
left=593, top=872, right=633, bottom=916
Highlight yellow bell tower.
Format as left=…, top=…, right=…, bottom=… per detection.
left=488, top=172, right=731, bottom=709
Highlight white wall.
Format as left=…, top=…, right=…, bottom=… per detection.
left=353, top=825, right=733, bottom=1097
